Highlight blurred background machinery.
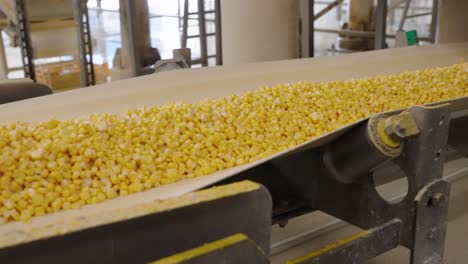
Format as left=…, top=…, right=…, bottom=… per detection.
left=1, top=43, right=468, bottom=264
left=0, top=0, right=107, bottom=89
left=0, top=0, right=466, bottom=92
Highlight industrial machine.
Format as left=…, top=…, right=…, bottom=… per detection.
left=0, top=43, right=467, bottom=264
left=0, top=78, right=51, bottom=104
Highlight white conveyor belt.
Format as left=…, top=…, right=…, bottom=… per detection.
left=0, top=43, right=468, bottom=248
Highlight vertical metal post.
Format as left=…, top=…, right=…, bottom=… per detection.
left=119, top=0, right=152, bottom=77
left=15, top=0, right=35, bottom=81
left=402, top=106, right=450, bottom=264
left=214, top=0, right=222, bottom=65
left=429, top=0, right=439, bottom=43
left=374, top=0, right=387, bottom=50
left=177, top=0, right=182, bottom=31
left=411, top=181, right=450, bottom=264
left=120, top=0, right=141, bottom=77
left=181, top=0, right=189, bottom=48
left=73, top=0, right=95, bottom=87
left=398, top=0, right=411, bottom=31
left=0, top=30, right=8, bottom=79
left=300, top=0, right=314, bottom=58
left=314, top=0, right=343, bottom=21
left=197, top=0, right=208, bottom=66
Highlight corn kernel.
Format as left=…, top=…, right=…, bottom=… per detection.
left=0, top=64, right=467, bottom=223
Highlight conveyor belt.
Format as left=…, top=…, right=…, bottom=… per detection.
left=0, top=43, right=468, bottom=250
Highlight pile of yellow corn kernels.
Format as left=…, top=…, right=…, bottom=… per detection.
left=0, top=64, right=467, bottom=222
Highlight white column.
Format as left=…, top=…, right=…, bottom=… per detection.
left=221, top=0, right=298, bottom=65
left=111, top=0, right=152, bottom=80
left=0, top=30, right=7, bottom=79
left=437, top=0, right=468, bottom=43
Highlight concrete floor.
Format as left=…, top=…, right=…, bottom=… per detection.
left=270, top=159, right=468, bottom=263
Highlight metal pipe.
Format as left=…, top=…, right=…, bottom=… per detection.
left=0, top=30, right=8, bottom=79
left=197, top=0, right=208, bottom=66
left=314, top=0, right=343, bottom=21
left=88, top=8, right=214, bottom=21
left=300, top=0, right=314, bottom=58
left=374, top=0, right=388, bottom=50
left=316, top=28, right=376, bottom=38
left=405, top=12, right=432, bottom=18
left=215, top=0, right=223, bottom=65
left=189, top=10, right=215, bottom=15
left=187, top=33, right=215, bottom=39
left=325, top=109, right=425, bottom=184
left=181, top=0, right=188, bottom=48
left=315, top=28, right=432, bottom=42
left=398, top=0, right=411, bottom=31
left=429, top=0, right=439, bottom=42
left=6, top=66, right=24, bottom=73
left=177, top=0, right=181, bottom=30
left=323, top=117, right=399, bottom=184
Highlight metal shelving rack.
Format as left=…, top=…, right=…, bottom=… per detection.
left=12, top=0, right=94, bottom=87
left=73, top=0, right=96, bottom=87
left=14, top=0, right=35, bottom=81
left=181, top=0, right=222, bottom=66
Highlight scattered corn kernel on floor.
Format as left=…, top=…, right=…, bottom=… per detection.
left=1, top=64, right=468, bottom=223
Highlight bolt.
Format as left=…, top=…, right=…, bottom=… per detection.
left=384, top=124, right=402, bottom=142
left=383, top=113, right=420, bottom=141
left=429, top=193, right=446, bottom=207
left=427, top=227, right=439, bottom=240
left=384, top=123, right=405, bottom=140
left=395, top=123, right=407, bottom=135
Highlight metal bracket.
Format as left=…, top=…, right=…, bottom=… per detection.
left=411, top=180, right=450, bottom=264
left=154, top=48, right=191, bottom=73
left=311, top=104, right=451, bottom=263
